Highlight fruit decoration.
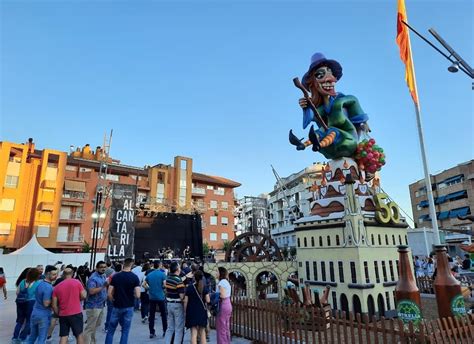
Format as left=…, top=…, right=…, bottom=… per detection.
left=354, top=138, right=386, bottom=174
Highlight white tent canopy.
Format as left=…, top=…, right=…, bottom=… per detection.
left=8, top=235, right=52, bottom=255
left=0, top=235, right=104, bottom=291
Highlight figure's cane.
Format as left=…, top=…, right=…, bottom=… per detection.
left=293, top=77, right=328, bottom=131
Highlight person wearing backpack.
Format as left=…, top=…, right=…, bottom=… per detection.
left=12, top=267, right=41, bottom=343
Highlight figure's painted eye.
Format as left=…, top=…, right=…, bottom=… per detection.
left=315, top=70, right=326, bottom=80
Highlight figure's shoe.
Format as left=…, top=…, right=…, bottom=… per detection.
left=308, top=125, right=320, bottom=152
left=289, top=130, right=306, bottom=150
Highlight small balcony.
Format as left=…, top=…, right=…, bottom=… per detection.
left=41, top=180, right=56, bottom=190
left=59, top=212, right=86, bottom=223
left=192, top=187, right=206, bottom=197
left=57, top=233, right=84, bottom=243
left=62, top=191, right=89, bottom=202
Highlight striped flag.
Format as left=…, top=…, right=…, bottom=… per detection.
left=396, top=0, right=419, bottom=105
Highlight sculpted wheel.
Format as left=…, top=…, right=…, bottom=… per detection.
left=225, top=232, right=282, bottom=262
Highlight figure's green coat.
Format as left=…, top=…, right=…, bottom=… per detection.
left=314, top=94, right=367, bottom=160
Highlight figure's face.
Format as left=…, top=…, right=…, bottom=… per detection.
left=312, top=66, right=337, bottom=97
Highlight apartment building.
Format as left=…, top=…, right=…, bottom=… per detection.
left=409, top=160, right=473, bottom=231
left=235, top=196, right=270, bottom=235
left=268, top=163, right=323, bottom=248
left=0, top=139, right=240, bottom=251
left=0, top=139, right=66, bottom=250
left=191, top=173, right=240, bottom=248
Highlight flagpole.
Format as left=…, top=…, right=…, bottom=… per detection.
left=406, top=22, right=441, bottom=246
left=413, top=102, right=440, bottom=245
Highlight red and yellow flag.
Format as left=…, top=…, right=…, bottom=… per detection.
left=396, top=0, right=419, bottom=105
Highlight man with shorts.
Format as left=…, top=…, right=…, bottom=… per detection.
left=84, top=261, right=108, bottom=344
left=52, top=268, right=87, bottom=344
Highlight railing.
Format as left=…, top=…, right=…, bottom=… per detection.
left=213, top=298, right=474, bottom=343
left=59, top=212, right=86, bottom=221
left=214, top=189, right=225, bottom=196
left=416, top=275, right=474, bottom=297
left=62, top=191, right=88, bottom=200
left=192, top=187, right=206, bottom=195
left=57, top=233, right=84, bottom=243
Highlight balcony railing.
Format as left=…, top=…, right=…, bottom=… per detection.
left=59, top=212, right=86, bottom=221
left=57, top=233, right=84, bottom=243
left=62, top=191, right=89, bottom=201
left=192, top=187, right=206, bottom=195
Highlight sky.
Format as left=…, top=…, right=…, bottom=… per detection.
left=1, top=0, right=473, bottom=226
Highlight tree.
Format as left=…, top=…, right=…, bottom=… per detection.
left=290, top=247, right=297, bottom=258
left=223, top=240, right=231, bottom=253
left=203, top=242, right=210, bottom=256
left=82, top=241, right=91, bottom=253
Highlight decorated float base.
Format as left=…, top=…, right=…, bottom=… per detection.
left=295, top=159, right=409, bottom=318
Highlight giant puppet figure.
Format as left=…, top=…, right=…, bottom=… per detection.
left=289, top=53, right=370, bottom=160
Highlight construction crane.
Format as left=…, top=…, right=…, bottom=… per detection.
left=270, top=165, right=300, bottom=221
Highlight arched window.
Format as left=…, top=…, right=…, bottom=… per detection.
left=385, top=235, right=389, bottom=245
left=319, top=237, right=323, bottom=247
left=353, top=295, right=362, bottom=314
left=311, top=236, right=315, bottom=247
left=297, top=238, right=301, bottom=247
left=371, top=234, right=375, bottom=245
left=398, top=235, right=402, bottom=245
left=378, top=234, right=382, bottom=245
left=405, top=235, right=408, bottom=245
left=392, top=235, right=396, bottom=245
left=336, top=235, right=340, bottom=246
left=304, top=237, right=307, bottom=247
left=327, top=236, right=331, bottom=246
left=367, top=295, right=376, bottom=320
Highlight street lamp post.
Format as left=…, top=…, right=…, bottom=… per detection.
left=90, top=190, right=103, bottom=268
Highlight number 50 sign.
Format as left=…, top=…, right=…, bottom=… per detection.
left=373, top=193, right=401, bottom=224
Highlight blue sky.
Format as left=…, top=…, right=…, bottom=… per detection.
left=1, top=0, right=472, bottom=225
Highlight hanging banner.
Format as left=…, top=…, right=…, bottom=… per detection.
left=251, top=198, right=269, bottom=234
left=107, top=184, right=137, bottom=260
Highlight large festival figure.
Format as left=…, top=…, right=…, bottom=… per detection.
left=289, top=52, right=370, bottom=160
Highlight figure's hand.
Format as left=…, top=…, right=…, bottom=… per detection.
left=298, top=98, right=308, bottom=109
left=361, top=122, right=371, bottom=133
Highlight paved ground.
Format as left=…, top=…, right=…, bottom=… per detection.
left=0, top=291, right=250, bottom=343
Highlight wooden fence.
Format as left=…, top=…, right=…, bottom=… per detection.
left=214, top=298, right=474, bottom=343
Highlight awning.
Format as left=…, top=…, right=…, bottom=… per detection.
left=64, top=180, right=86, bottom=192
left=419, top=214, right=430, bottom=221
left=61, top=201, right=82, bottom=207
left=449, top=207, right=470, bottom=218
left=445, top=190, right=467, bottom=201
left=419, top=200, right=429, bottom=207
left=441, top=174, right=464, bottom=185
left=435, top=195, right=447, bottom=204
left=438, top=211, right=450, bottom=220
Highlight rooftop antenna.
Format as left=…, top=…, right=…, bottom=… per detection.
left=91, top=129, right=113, bottom=267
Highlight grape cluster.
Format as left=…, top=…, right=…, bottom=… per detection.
left=355, top=138, right=386, bottom=174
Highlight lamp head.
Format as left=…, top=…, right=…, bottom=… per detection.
left=448, top=62, right=459, bottom=73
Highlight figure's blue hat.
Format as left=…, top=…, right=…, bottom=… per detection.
left=302, top=52, right=343, bottom=88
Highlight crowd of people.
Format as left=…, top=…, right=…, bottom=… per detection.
left=6, top=258, right=234, bottom=344
left=414, top=253, right=472, bottom=278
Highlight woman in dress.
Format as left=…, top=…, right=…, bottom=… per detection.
left=184, top=270, right=210, bottom=344
left=216, top=267, right=232, bottom=344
